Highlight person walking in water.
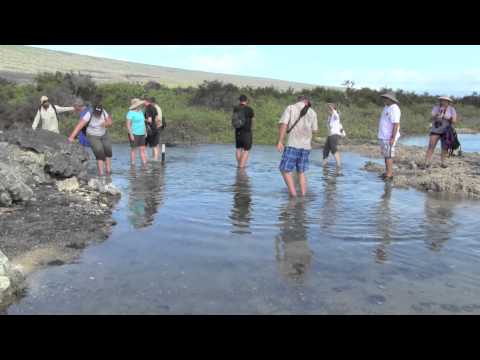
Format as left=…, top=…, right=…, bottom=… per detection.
left=32, top=95, right=75, bottom=133
left=232, top=95, right=255, bottom=168
left=377, top=92, right=401, bottom=182
left=68, top=98, right=113, bottom=177
left=424, top=96, right=457, bottom=169
left=126, top=98, right=148, bottom=166
left=277, top=95, right=318, bottom=197
left=144, top=96, right=161, bottom=161
left=323, top=102, right=345, bottom=168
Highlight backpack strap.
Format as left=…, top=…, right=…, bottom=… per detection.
left=287, top=105, right=308, bottom=134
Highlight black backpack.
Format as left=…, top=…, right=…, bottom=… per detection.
left=232, top=107, right=247, bottom=129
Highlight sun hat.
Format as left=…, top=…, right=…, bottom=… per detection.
left=129, top=98, right=144, bottom=110
left=40, top=95, right=49, bottom=104
left=438, top=96, right=454, bottom=103
left=380, top=92, right=400, bottom=104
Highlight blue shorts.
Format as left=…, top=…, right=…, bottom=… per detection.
left=279, top=146, right=311, bottom=173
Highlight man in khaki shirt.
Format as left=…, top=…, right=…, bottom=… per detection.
left=32, top=96, right=75, bottom=134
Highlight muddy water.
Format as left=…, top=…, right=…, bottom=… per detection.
left=402, top=134, right=480, bottom=153
left=7, top=144, right=480, bottom=314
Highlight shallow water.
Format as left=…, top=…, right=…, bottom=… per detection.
left=7, top=144, right=480, bottom=314
left=402, top=134, right=480, bottom=153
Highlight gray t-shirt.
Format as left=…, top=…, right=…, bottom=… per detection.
left=279, top=102, right=318, bottom=150
left=82, top=110, right=109, bottom=137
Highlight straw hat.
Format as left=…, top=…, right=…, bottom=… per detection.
left=438, top=96, right=454, bottom=103
left=40, top=95, right=49, bottom=104
left=380, top=92, right=400, bottom=104
left=129, top=98, right=144, bottom=110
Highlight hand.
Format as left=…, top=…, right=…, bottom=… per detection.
left=67, top=137, right=74, bottom=143
left=276, top=142, right=284, bottom=153
left=389, top=138, right=395, bottom=146
left=129, top=134, right=134, bottom=142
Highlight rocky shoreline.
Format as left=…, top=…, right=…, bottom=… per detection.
left=0, top=129, right=120, bottom=310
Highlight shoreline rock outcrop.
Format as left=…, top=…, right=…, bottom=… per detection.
left=0, top=129, right=120, bottom=310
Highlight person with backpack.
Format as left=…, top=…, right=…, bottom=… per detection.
left=143, top=96, right=164, bottom=161
left=423, top=96, right=458, bottom=169
left=126, top=98, right=148, bottom=166
left=377, top=92, right=401, bottom=182
left=232, top=95, right=255, bottom=168
left=323, top=102, right=346, bottom=168
left=32, top=95, right=75, bottom=133
left=277, top=95, right=318, bottom=197
left=67, top=97, right=113, bottom=177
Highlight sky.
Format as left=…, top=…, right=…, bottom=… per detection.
left=29, top=45, right=480, bottom=96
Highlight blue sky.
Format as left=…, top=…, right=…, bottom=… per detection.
left=29, top=45, right=480, bottom=96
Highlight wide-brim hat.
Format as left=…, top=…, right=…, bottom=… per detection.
left=40, top=95, right=49, bottom=104
left=129, top=98, right=144, bottom=110
left=438, top=96, right=454, bottom=103
left=380, top=92, right=400, bottom=104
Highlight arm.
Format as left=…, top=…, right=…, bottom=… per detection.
left=156, top=107, right=162, bottom=128
left=450, top=108, right=458, bottom=124
left=277, top=123, right=287, bottom=152
left=390, top=123, right=400, bottom=145
left=67, top=120, right=88, bottom=142
left=32, top=110, right=41, bottom=130
left=55, top=105, right=75, bottom=113
left=126, top=118, right=134, bottom=141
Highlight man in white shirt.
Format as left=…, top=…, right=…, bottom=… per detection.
left=32, top=96, right=75, bottom=134
left=277, top=95, right=318, bottom=197
left=377, top=92, right=401, bottom=181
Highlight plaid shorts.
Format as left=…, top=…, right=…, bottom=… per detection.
left=379, top=140, right=396, bottom=159
left=279, top=146, right=311, bottom=173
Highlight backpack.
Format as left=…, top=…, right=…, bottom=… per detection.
left=232, top=107, right=247, bottom=129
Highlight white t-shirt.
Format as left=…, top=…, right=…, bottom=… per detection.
left=279, top=102, right=318, bottom=150
left=327, top=110, right=343, bottom=136
left=82, top=110, right=110, bottom=137
left=378, top=104, right=401, bottom=141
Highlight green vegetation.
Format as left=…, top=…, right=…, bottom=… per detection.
left=0, top=72, right=479, bottom=144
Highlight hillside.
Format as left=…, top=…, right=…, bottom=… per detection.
left=0, top=45, right=340, bottom=91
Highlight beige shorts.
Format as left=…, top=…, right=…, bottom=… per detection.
left=379, top=140, right=396, bottom=159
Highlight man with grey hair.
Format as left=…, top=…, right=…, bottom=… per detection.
left=32, top=95, right=75, bottom=133
left=277, top=95, right=318, bottom=197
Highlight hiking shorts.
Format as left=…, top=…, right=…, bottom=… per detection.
left=87, top=132, right=112, bottom=161
left=323, top=135, right=340, bottom=159
left=129, top=134, right=146, bottom=148
left=379, top=140, right=396, bottom=159
left=279, top=146, right=310, bottom=173
left=429, top=132, right=449, bottom=151
left=146, top=131, right=160, bottom=148
left=235, top=131, right=252, bottom=151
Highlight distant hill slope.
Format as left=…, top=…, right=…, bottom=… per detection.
left=0, top=45, right=342, bottom=91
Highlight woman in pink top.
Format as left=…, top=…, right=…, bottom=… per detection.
left=424, top=96, right=457, bottom=169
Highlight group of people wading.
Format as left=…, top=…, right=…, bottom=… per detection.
left=231, top=92, right=459, bottom=197
left=32, top=91, right=459, bottom=195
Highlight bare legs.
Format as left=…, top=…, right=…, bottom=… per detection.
left=385, top=158, right=394, bottom=178
left=131, top=146, right=148, bottom=166
left=281, top=172, right=307, bottom=197
left=236, top=149, right=250, bottom=168
left=425, top=134, right=447, bottom=166
left=152, top=145, right=160, bottom=161
left=105, top=157, right=111, bottom=176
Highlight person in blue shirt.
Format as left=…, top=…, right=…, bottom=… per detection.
left=126, top=98, right=147, bottom=166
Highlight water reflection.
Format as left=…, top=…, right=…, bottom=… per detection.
left=127, top=164, right=165, bottom=229
left=275, top=198, right=313, bottom=283
left=424, top=195, right=456, bottom=251
left=374, top=183, right=393, bottom=264
left=320, top=167, right=339, bottom=231
left=229, top=169, right=252, bottom=234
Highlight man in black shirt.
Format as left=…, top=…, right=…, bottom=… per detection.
left=233, top=95, right=255, bottom=168
left=144, top=97, right=160, bottom=160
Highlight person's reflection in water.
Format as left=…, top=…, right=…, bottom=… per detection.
left=424, top=195, right=456, bottom=251
left=229, top=168, right=252, bottom=234
left=320, top=167, right=338, bottom=231
left=275, top=198, right=313, bottom=283
left=127, top=163, right=165, bottom=229
left=374, top=183, right=393, bottom=264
